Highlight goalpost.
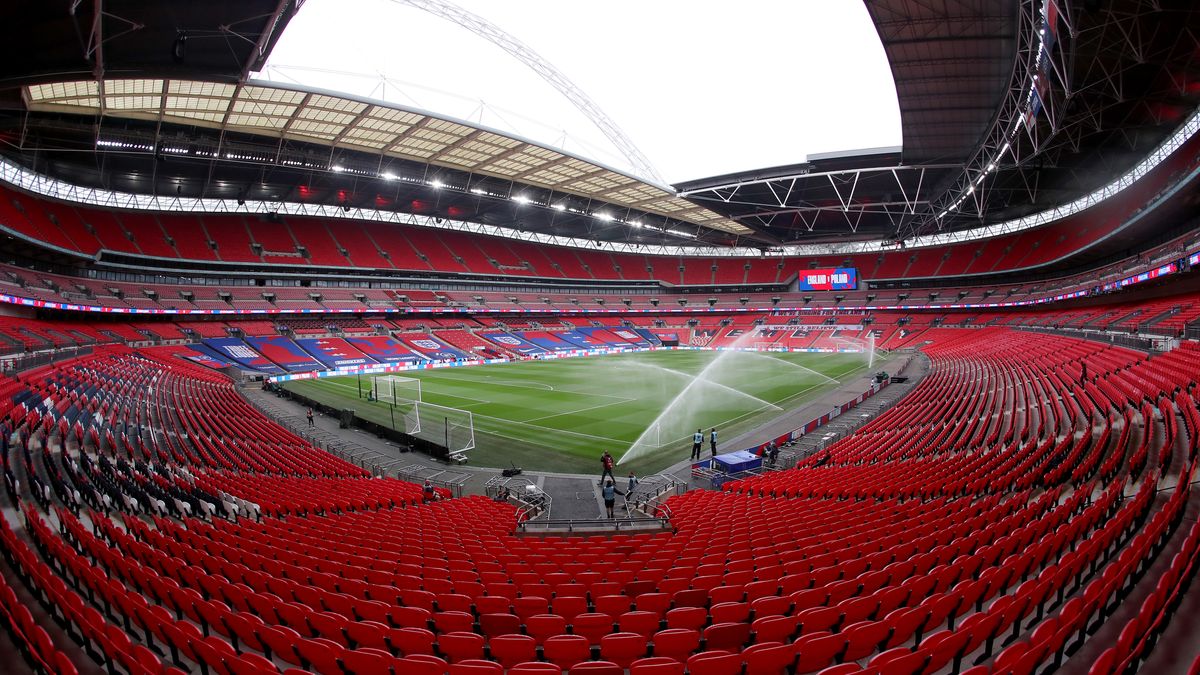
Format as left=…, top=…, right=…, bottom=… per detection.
left=372, top=375, right=422, bottom=405
left=371, top=375, right=475, bottom=455
left=400, top=401, right=477, bottom=455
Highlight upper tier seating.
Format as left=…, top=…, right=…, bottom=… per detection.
left=3, top=123, right=1197, bottom=288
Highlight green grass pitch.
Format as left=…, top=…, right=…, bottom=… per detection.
left=283, top=350, right=871, bottom=474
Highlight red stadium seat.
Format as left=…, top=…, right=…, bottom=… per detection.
left=600, top=632, right=650, bottom=667
left=489, top=634, right=537, bottom=668
left=743, top=641, right=797, bottom=675
left=651, top=629, right=700, bottom=663
left=686, top=651, right=744, bottom=675
left=544, top=634, right=592, bottom=669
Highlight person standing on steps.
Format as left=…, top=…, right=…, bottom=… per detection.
left=709, top=428, right=718, bottom=457
left=691, top=429, right=703, bottom=461
left=600, top=450, right=615, bottom=484
left=307, top=407, right=315, bottom=427
left=602, top=480, right=625, bottom=519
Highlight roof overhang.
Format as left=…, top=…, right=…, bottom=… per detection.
left=22, top=78, right=753, bottom=239
left=0, top=0, right=301, bottom=87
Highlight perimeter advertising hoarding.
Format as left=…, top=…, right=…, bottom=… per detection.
left=798, top=268, right=857, bottom=291
left=1102, top=262, right=1179, bottom=292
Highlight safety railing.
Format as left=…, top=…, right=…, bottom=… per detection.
left=2, top=345, right=95, bottom=374
left=393, top=464, right=470, bottom=499
left=485, top=474, right=550, bottom=520
left=516, top=514, right=672, bottom=534
left=629, top=473, right=685, bottom=517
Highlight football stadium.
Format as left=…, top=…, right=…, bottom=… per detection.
left=1, top=1, right=1200, bottom=674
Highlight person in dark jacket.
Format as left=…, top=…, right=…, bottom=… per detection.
left=600, top=450, right=615, bottom=484
left=602, top=480, right=625, bottom=518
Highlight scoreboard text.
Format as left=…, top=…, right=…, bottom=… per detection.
left=798, top=267, right=857, bottom=291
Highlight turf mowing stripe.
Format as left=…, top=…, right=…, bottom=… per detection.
left=427, top=371, right=634, bottom=400
left=287, top=350, right=880, bottom=468
left=302, top=378, right=630, bottom=444
left=523, top=395, right=638, bottom=423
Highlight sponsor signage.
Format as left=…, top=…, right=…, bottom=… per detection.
left=1102, top=262, right=1178, bottom=291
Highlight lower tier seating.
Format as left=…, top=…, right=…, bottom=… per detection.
left=0, top=328, right=1196, bottom=675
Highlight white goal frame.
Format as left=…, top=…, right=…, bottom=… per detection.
left=400, top=400, right=476, bottom=454
left=372, top=375, right=422, bottom=405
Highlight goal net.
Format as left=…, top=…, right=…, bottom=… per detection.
left=399, top=401, right=476, bottom=455
left=372, top=375, right=421, bottom=405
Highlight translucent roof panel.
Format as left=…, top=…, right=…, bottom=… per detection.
left=23, top=78, right=753, bottom=235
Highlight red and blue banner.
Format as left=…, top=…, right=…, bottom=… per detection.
left=1044, top=0, right=1060, bottom=50
left=344, top=336, right=426, bottom=364
left=576, top=327, right=643, bottom=347
left=178, top=351, right=236, bottom=370
left=200, top=338, right=285, bottom=374
left=297, top=337, right=378, bottom=368
left=632, top=328, right=662, bottom=346
left=557, top=330, right=607, bottom=349
left=601, top=327, right=653, bottom=347
left=521, top=331, right=584, bottom=352
left=245, top=335, right=325, bottom=372
left=402, top=336, right=469, bottom=361
left=484, top=333, right=548, bottom=355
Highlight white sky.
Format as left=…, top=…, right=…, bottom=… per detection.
left=262, top=0, right=902, bottom=186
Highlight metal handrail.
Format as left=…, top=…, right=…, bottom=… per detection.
left=486, top=474, right=550, bottom=519
left=516, top=514, right=671, bottom=533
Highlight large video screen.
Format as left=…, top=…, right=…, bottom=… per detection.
left=798, top=267, right=857, bottom=291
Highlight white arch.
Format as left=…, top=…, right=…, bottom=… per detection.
left=390, top=0, right=665, bottom=184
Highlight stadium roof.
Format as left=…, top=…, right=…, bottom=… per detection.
left=867, top=0, right=1018, bottom=166
left=681, top=0, right=1200, bottom=246
left=0, top=0, right=1196, bottom=256
left=19, top=77, right=752, bottom=239
left=0, top=1, right=300, bottom=86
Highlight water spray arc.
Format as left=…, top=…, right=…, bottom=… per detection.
left=831, top=332, right=878, bottom=370
left=619, top=330, right=789, bottom=465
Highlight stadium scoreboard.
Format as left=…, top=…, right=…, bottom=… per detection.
left=798, top=267, right=857, bottom=291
